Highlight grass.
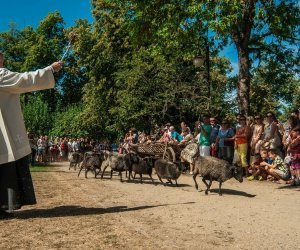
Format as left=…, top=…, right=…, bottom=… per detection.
left=30, top=163, right=49, bottom=172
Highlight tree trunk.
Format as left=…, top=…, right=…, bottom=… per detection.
left=237, top=45, right=250, bottom=115
left=232, top=0, right=255, bottom=116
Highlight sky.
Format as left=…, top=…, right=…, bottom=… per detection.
left=0, top=0, right=238, bottom=74
left=0, top=0, right=94, bottom=31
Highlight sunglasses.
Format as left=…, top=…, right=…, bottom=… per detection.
left=255, top=117, right=261, bottom=120
left=266, top=115, right=273, bottom=118
left=239, top=118, right=246, bottom=121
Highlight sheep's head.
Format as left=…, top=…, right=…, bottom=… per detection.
left=232, top=165, right=243, bottom=183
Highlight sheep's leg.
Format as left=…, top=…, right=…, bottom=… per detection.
left=157, top=175, right=164, bottom=184
left=193, top=173, right=198, bottom=190
left=175, top=180, right=178, bottom=187
left=101, top=166, right=108, bottom=179
left=85, top=168, right=88, bottom=178
left=218, top=182, right=223, bottom=196
left=167, top=179, right=173, bottom=184
left=110, top=169, right=113, bottom=179
left=207, top=177, right=213, bottom=192
left=127, top=170, right=131, bottom=180
left=149, top=174, right=154, bottom=183
left=95, top=168, right=101, bottom=177
left=77, top=164, right=84, bottom=177
left=140, top=174, right=143, bottom=184
left=119, top=171, right=123, bottom=182
left=202, top=178, right=209, bottom=195
left=133, top=173, right=136, bottom=181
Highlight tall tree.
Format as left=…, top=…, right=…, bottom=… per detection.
left=209, top=0, right=300, bottom=114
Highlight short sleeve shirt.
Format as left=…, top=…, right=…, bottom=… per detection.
left=274, top=155, right=288, bottom=174
left=199, top=124, right=212, bottom=146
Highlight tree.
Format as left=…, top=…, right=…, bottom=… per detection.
left=22, top=95, right=52, bottom=135
left=209, top=0, right=300, bottom=114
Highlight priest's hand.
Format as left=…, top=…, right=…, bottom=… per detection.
left=51, top=61, right=63, bottom=73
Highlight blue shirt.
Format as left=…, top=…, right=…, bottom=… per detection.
left=171, top=131, right=183, bottom=142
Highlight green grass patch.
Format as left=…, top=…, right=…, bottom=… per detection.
left=30, top=164, right=49, bottom=172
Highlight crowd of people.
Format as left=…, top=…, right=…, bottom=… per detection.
left=27, top=109, right=300, bottom=187
left=28, top=135, right=117, bottom=164
left=119, top=110, right=300, bottom=186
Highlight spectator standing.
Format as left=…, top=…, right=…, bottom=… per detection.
left=291, top=109, right=300, bottom=127
left=235, top=115, right=250, bottom=176
left=198, top=115, right=212, bottom=156
left=216, top=120, right=235, bottom=163
left=210, top=116, right=220, bottom=157
left=250, top=115, right=264, bottom=155
left=262, top=112, right=282, bottom=156
left=288, top=127, right=300, bottom=185
left=37, top=136, right=46, bottom=163
left=28, top=133, right=37, bottom=165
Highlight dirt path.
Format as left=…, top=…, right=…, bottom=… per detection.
left=1, top=162, right=299, bottom=250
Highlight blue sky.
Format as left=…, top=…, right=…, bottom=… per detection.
left=0, top=0, right=238, bottom=74
left=0, top=0, right=94, bottom=31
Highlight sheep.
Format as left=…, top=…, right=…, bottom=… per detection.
left=100, top=152, right=127, bottom=181
left=68, top=152, right=83, bottom=170
left=192, top=156, right=243, bottom=196
left=77, top=151, right=105, bottom=178
left=131, top=155, right=154, bottom=184
left=180, top=142, right=199, bottom=172
left=154, top=159, right=181, bottom=186
left=124, top=152, right=136, bottom=180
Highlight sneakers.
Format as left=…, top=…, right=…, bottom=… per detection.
left=258, top=176, right=264, bottom=181
left=247, top=175, right=255, bottom=181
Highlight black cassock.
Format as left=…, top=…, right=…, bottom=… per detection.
left=0, top=156, right=36, bottom=211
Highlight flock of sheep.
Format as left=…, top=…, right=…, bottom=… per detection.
left=69, top=143, right=243, bottom=196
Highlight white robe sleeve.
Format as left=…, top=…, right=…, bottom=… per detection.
left=0, top=66, right=56, bottom=164
left=0, top=66, right=55, bottom=94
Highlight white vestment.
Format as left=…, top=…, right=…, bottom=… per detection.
left=0, top=66, right=55, bottom=164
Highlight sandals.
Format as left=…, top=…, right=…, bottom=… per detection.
left=246, top=175, right=255, bottom=181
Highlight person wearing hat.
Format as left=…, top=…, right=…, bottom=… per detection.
left=0, top=52, right=63, bottom=219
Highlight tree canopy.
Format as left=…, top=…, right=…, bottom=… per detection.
left=0, top=1, right=299, bottom=140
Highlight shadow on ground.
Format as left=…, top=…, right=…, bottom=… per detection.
left=276, top=185, right=300, bottom=191
left=15, top=202, right=196, bottom=219
left=209, top=188, right=256, bottom=197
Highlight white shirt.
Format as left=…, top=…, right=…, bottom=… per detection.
left=0, top=66, right=55, bottom=164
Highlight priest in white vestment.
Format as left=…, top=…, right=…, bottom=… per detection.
left=0, top=52, right=63, bottom=219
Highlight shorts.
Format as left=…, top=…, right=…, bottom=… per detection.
left=199, top=146, right=211, bottom=157
left=273, top=169, right=290, bottom=180
left=37, top=148, right=45, bottom=156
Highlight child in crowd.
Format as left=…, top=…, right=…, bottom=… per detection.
left=247, top=148, right=269, bottom=181
left=261, top=148, right=290, bottom=183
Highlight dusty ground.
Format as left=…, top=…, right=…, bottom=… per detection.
left=0, top=161, right=299, bottom=250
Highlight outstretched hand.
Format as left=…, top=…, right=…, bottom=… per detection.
left=51, top=61, right=63, bottom=73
